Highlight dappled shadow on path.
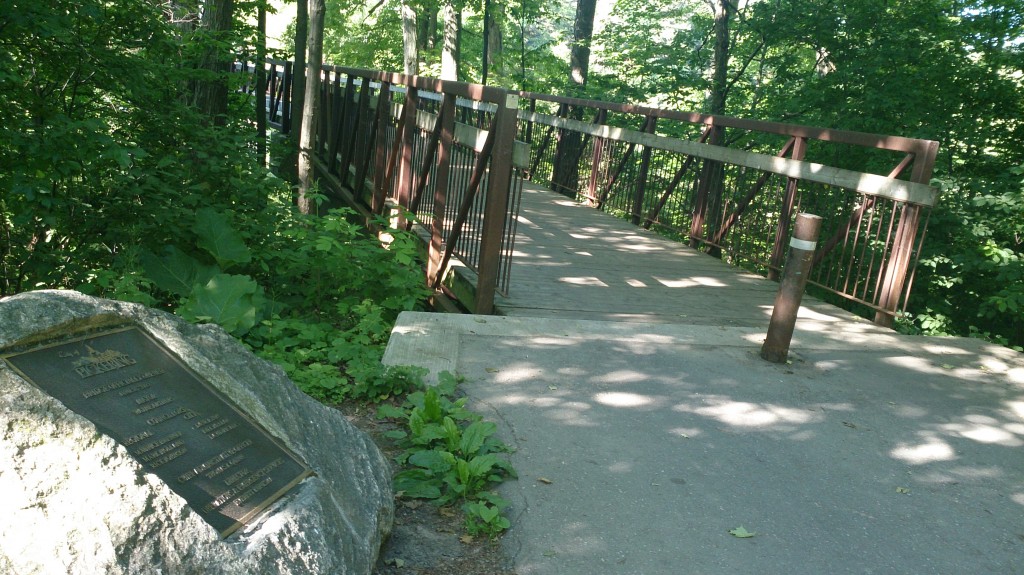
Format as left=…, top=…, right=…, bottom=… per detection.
left=448, top=322, right=1024, bottom=575
left=497, top=185, right=872, bottom=328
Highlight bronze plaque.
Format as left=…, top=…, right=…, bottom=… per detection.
left=1, top=325, right=315, bottom=538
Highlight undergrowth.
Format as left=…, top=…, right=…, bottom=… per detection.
left=377, top=372, right=516, bottom=538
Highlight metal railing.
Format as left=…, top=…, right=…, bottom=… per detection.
left=247, top=62, right=939, bottom=326
left=514, top=93, right=939, bottom=326
left=295, top=66, right=526, bottom=314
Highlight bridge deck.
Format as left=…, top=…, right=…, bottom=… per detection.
left=494, top=183, right=880, bottom=330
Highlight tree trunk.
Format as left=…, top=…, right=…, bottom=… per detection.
left=441, top=1, right=461, bottom=81
left=568, top=0, right=596, bottom=92
left=297, top=0, right=325, bottom=215
left=486, top=0, right=503, bottom=83
left=708, top=0, right=731, bottom=126
left=192, top=0, right=235, bottom=125
left=697, top=0, right=732, bottom=253
left=256, top=1, right=267, bottom=166
left=290, top=0, right=308, bottom=176
left=402, top=2, right=419, bottom=75
left=551, top=0, right=597, bottom=198
left=419, top=7, right=437, bottom=50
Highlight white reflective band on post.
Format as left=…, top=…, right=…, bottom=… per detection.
left=790, top=238, right=817, bottom=251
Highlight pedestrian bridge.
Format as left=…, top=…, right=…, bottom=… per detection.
left=250, top=60, right=939, bottom=329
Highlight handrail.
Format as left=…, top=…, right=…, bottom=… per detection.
left=245, top=60, right=939, bottom=325
left=522, top=110, right=938, bottom=206
left=513, top=90, right=940, bottom=326
left=290, top=64, right=524, bottom=314
left=517, top=90, right=939, bottom=183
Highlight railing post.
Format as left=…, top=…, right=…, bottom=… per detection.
left=761, top=213, right=822, bottom=363
left=474, top=91, right=519, bottom=314
left=371, top=81, right=392, bottom=215
left=395, top=85, right=419, bottom=226
left=689, top=122, right=717, bottom=249
left=873, top=203, right=922, bottom=327
left=351, top=78, right=374, bottom=198
left=586, top=109, right=608, bottom=205
left=281, top=61, right=292, bottom=134
left=631, top=115, right=657, bottom=225
left=327, top=71, right=347, bottom=173
left=768, top=136, right=807, bottom=280
left=428, top=93, right=458, bottom=287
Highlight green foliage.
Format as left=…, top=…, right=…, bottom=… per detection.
left=0, top=0, right=282, bottom=297
left=908, top=168, right=1024, bottom=348
left=136, top=203, right=432, bottom=401
left=1, top=1, right=432, bottom=404
left=378, top=372, right=516, bottom=535
left=464, top=492, right=512, bottom=539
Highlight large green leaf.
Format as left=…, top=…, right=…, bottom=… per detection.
left=178, top=273, right=263, bottom=336
left=139, top=245, right=216, bottom=297
left=408, top=449, right=453, bottom=474
left=459, top=421, right=497, bottom=457
left=193, top=208, right=251, bottom=270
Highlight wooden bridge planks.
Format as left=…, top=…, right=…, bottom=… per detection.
left=494, top=182, right=878, bottom=329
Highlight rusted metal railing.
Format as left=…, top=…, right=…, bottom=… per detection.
left=277, top=65, right=526, bottom=314
left=248, top=62, right=938, bottom=325
left=514, top=92, right=940, bottom=326
left=235, top=59, right=292, bottom=132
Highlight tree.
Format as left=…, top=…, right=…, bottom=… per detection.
left=482, top=0, right=504, bottom=83
left=550, top=0, right=597, bottom=197
left=1, top=0, right=275, bottom=295
left=298, top=0, right=327, bottom=214
left=567, top=0, right=596, bottom=91
left=192, top=0, right=237, bottom=125
left=441, top=0, right=462, bottom=80
left=402, top=1, right=419, bottom=74
left=293, top=0, right=309, bottom=143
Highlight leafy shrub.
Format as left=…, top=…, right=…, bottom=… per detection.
left=377, top=372, right=517, bottom=537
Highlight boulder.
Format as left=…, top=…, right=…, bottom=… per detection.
left=0, top=290, right=393, bottom=575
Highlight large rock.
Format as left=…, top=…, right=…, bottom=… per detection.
left=0, top=290, right=393, bottom=575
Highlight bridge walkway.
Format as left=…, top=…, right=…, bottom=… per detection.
left=493, top=182, right=878, bottom=331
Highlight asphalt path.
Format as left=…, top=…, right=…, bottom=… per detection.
left=384, top=312, right=1024, bottom=574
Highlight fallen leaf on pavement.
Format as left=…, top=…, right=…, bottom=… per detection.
left=729, top=526, right=756, bottom=538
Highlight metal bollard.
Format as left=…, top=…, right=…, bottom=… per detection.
left=761, top=213, right=822, bottom=363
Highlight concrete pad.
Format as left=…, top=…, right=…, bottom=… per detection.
left=384, top=312, right=1024, bottom=574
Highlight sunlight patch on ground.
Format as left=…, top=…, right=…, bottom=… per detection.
left=674, top=396, right=822, bottom=428
left=880, top=355, right=940, bottom=373
left=653, top=276, right=727, bottom=288
left=614, top=242, right=665, bottom=253
left=557, top=367, right=589, bottom=377
left=528, top=337, right=580, bottom=346
left=510, top=250, right=557, bottom=260
left=590, top=370, right=650, bottom=384
left=942, top=415, right=1024, bottom=447
left=1008, top=367, right=1024, bottom=385
left=490, top=366, right=546, bottom=383
left=1008, top=401, right=1024, bottom=420
left=558, top=276, right=608, bottom=287
left=669, top=427, right=703, bottom=438
left=593, top=392, right=655, bottom=408
left=890, top=434, right=957, bottom=464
